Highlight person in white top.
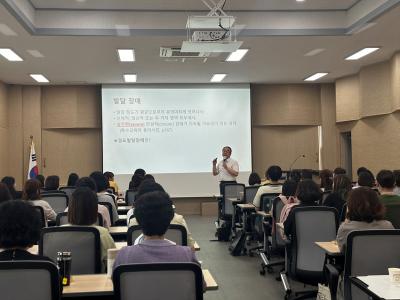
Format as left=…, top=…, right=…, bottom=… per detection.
left=253, top=165, right=283, bottom=209
left=212, top=146, right=239, bottom=195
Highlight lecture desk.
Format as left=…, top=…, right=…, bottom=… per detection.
left=62, top=269, right=218, bottom=297
left=350, top=275, right=400, bottom=300
left=315, top=241, right=341, bottom=256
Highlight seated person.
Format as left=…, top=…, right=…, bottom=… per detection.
left=67, top=173, right=79, bottom=187
left=333, top=167, right=346, bottom=177
left=42, top=175, right=65, bottom=194
left=393, top=170, right=400, bottom=195
left=319, top=169, right=333, bottom=192
left=36, top=174, right=45, bottom=188
left=323, top=175, right=352, bottom=215
left=283, top=179, right=321, bottom=238
left=128, top=181, right=196, bottom=250
left=114, top=191, right=200, bottom=267
left=248, top=172, right=261, bottom=186
left=90, top=171, right=119, bottom=224
left=377, top=170, right=400, bottom=204
left=253, top=165, right=283, bottom=209
left=22, top=179, right=57, bottom=221
left=104, top=171, right=119, bottom=195
left=356, top=171, right=375, bottom=188
left=336, top=187, right=394, bottom=252
left=67, top=187, right=116, bottom=272
left=276, top=180, right=299, bottom=224
left=0, top=200, right=52, bottom=261
left=1, top=176, right=22, bottom=199
left=0, top=183, right=12, bottom=204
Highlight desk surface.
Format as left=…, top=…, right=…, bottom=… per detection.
left=315, top=241, right=341, bottom=255
left=256, top=210, right=271, bottom=217
left=237, top=203, right=256, bottom=210
left=63, top=269, right=217, bottom=296
left=352, top=275, right=400, bottom=300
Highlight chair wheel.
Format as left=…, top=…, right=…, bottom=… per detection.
left=259, top=269, right=266, bottom=275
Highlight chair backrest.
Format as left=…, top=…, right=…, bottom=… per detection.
left=127, top=224, right=188, bottom=246
left=59, top=186, right=76, bottom=200
left=244, top=186, right=259, bottom=204
left=41, top=193, right=69, bottom=214
left=0, top=261, right=60, bottom=300
left=39, top=226, right=101, bottom=274
left=344, top=230, right=400, bottom=300
left=289, top=207, right=338, bottom=283
left=339, top=202, right=347, bottom=223
left=125, top=190, right=137, bottom=206
left=321, top=191, right=331, bottom=205
left=55, top=212, right=104, bottom=227
left=384, top=203, right=400, bottom=229
left=113, top=263, right=203, bottom=300
left=271, top=196, right=285, bottom=249
left=33, top=205, right=47, bottom=228
left=222, top=183, right=245, bottom=216
left=260, top=193, right=280, bottom=212
left=98, top=201, right=114, bottom=224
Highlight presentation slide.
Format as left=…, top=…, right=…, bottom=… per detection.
left=102, top=84, right=252, bottom=197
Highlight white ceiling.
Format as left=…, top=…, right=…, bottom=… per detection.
left=0, top=0, right=400, bottom=85
left=29, top=0, right=360, bottom=11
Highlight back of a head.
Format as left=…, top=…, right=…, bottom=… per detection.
left=296, top=179, right=321, bottom=204
left=358, top=171, right=375, bottom=188
left=320, top=169, right=333, bottom=190
left=135, top=191, right=174, bottom=236
left=377, top=169, right=395, bottom=189
left=394, top=170, right=400, bottom=188
left=1, top=176, right=16, bottom=192
left=0, top=183, right=12, bottom=204
left=144, top=174, right=155, bottom=182
left=301, top=169, right=313, bottom=180
left=248, top=172, right=261, bottom=186
left=129, top=174, right=145, bottom=192
left=357, top=167, right=369, bottom=176
left=333, top=167, right=346, bottom=176
left=282, top=180, right=298, bottom=197
left=133, top=168, right=146, bottom=177
left=45, top=175, right=60, bottom=190
left=333, top=175, right=352, bottom=199
left=90, top=171, right=109, bottom=192
left=266, top=165, right=282, bottom=182
left=23, top=179, right=41, bottom=200
left=137, top=180, right=165, bottom=198
left=36, top=174, right=45, bottom=188
left=76, top=177, right=97, bottom=192
left=347, top=187, right=385, bottom=223
left=0, top=200, right=41, bottom=248
left=103, top=171, right=114, bottom=181
left=67, top=173, right=79, bottom=186
left=68, top=187, right=98, bottom=225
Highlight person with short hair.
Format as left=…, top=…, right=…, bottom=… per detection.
left=323, top=175, right=352, bottom=215
left=212, top=146, right=239, bottom=195
left=357, top=171, right=375, bottom=188
left=252, top=165, right=283, bottom=209
left=319, top=169, right=333, bottom=191
left=0, top=200, right=53, bottom=261
left=22, top=179, right=56, bottom=221
left=67, top=187, right=115, bottom=271
left=129, top=174, right=144, bottom=192
left=44, top=175, right=61, bottom=191
left=336, top=187, right=393, bottom=252
left=114, top=191, right=200, bottom=268
left=144, top=174, right=155, bottom=182
left=67, top=173, right=79, bottom=187
left=393, top=170, right=400, bottom=195
left=1, top=176, right=22, bottom=199
left=377, top=170, right=400, bottom=205
left=283, top=179, right=321, bottom=238
left=0, top=183, right=12, bottom=204
left=248, top=172, right=261, bottom=186
left=104, top=171, right=119, bottom=194
left=128, top=181, right=196, bottom=250
left=133, top=168, right=146, bottom=178
left=333, top=167, right=346, bottom=177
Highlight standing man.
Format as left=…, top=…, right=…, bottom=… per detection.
left=212, top=146, right=239, bottom=195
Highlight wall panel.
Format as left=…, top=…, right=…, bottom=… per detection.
left=0, top=82, right=7, bottom=129
left=336, top=75, right=360, bottom=122
left=392, top=53, right=400, bottom=111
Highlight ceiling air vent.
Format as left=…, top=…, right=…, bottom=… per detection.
left=160, top=47, right=209, bottom=58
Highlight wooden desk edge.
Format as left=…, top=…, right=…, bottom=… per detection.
left=315, top=241, right=341, bottom=255
left=203, top=269, right=218, bottom=290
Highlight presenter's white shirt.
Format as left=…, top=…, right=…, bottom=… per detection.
left=216, top=158, right=239, bottom=181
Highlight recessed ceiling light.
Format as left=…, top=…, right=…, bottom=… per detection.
left=117, top=49, right=135, bottom=62
left=27, top=50, right=44, bottom=58
left=210, top=74, right=227, bottom=82
left=345, top=47, right=380, bottom=60
left=304, top=72, right=328, bottom=81
left=0, top=48, right=23, bottom=61
left=304, top=48, right=325, bottom=57
left=0, top=24, right=17, bottom=36
left=226, top=49, right=249, bottom=62
left=30, top=74, right=49, bottom=83
left=296, top=0, right=306, bottom=2
left=124, top=74, right=137, bottom=83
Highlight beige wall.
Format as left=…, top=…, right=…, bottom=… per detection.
left=0, top=82, right=8, bottom=178
left=336, top=75, right=360, bottom=122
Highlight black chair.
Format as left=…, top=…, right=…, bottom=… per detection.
left=244, top=186, right=259, bottom=204
left=113, top=263, right=203, bottom=300
left=0, top=261, right=61, bottom=300
left=280, top=206, right=338, bottom=300
left=98, top=201, right=114, bottom=224
left=339, top=203, right=347, bottom=223
left=41, top=193, right=69, bottom=214
left=39, top=226, right=101, bottom=274
left=127, top=224, right=188, bottom=246
left=260, top=193, right=280, bottom=212
left=55, top=212, right=104, bottom=227
left=59, top=186, right=76, bottom=201
left=125, top=189, right=137, bottom=206
left=33, top=205, right=47, bottom=228
left=327, top=230, right=400, bottom=300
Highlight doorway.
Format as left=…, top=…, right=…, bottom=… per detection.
left=340, top=131, right=352, bottom=180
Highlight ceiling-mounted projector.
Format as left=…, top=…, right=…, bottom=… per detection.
left=181, top=0, right=243, bottom=53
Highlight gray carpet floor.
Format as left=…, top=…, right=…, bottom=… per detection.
left=186, top=215, right=302, bottom=300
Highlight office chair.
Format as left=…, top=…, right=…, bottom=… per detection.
left=98, top=201, right=114, bottom=224
left=39, top=226, right=101, bottom=274
left=55, top=212, right=104, bottom=227
left=59, top=186, right=76, bottom=201
left=41, top=193, right=69, bottom=214
left=127, top=224, right=188, bottom=246
left=0, top=261, right=60, bottom=300
left=113, top=263, right=203, bottom=300
left=33, top=205, right=47, bottom=228
left=125, top=189, right=137, bottom=206
left=244, top=185, right=259, bottom=204
left=326, top=230, right=400, bottom=300
left=280, top=206, right=338, bottom=300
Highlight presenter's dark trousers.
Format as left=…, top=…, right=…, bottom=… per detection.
left=219, top=180, right=237, bottom=196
